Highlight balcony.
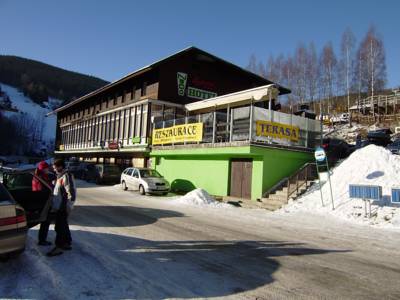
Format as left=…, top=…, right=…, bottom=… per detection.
left=152, top=106, right=322, bottom=151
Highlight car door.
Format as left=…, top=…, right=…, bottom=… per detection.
left=125, top=168, right=134, bottom=189
left=131, top=168, right=140, bottom=190
left=2, top=171, right=52, bottom=228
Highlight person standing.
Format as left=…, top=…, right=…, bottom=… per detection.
left=47, top=159, right=76, bottom=257
left=32, top=161, right=53, bottom=246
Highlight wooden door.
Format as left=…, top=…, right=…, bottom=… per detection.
left=230, top=159, right=252, bottom=199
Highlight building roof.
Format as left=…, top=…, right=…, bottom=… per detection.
left=50, top=46, right=290, bottom=115
left=185, top=84, right=279, bottom=112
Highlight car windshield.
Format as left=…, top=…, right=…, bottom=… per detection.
left=139, top=169, right=162, bottom=178
left=0, top=183, right=13, bottom=202
left=103, top=165, right=121, bottom=174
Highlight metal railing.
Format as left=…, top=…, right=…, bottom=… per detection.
left=263, top=162, right=317, bottom=201
left=153, top=107, right=322, bottom=149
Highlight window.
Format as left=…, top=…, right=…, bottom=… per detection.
left=113, top=95, right=117, bottom=106
left=127, top=168, right=133, bottom=176
left=131, top=86, right=136, bottom=100
left=141, top=82, right=147, bottom=97
left=122, top=90, right=126, bottom=103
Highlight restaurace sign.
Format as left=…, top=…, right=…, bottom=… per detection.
left=256, top=120, right=300, bottom=142
left=176, top=72, right=217, bottom=100
left=152, top=123, right=203, bottom=145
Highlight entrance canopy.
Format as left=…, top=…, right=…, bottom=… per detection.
left=185, top=84, right=280, bottom=112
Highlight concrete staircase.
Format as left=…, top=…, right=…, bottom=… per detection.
left=261, top=163, right=318, bottom=211
left=261, top=181, right=314, bottom=211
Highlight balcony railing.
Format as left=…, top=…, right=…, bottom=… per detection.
left=153, top=106, right=322, bottom=150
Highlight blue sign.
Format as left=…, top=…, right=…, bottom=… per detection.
left=349, top=184, right=382, bottom=200
left=391, top=188, right=400, bottom=203
left=314, top=147, right=326, bottom=162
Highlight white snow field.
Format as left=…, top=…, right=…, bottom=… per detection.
left=280, top=145, right=400, bottom=229
left=2, top=180, right=400, bottom=299
left=0, top=83, right=62, bottom=141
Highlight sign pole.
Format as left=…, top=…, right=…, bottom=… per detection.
left=325, top=159, right=335, bottom=210
left=316, top=163, right=325, bottom=207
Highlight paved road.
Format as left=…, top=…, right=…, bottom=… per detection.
left=2, top=181, right=400, bottom=299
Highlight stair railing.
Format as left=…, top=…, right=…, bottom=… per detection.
left=262, top=162, right=317, bottom=202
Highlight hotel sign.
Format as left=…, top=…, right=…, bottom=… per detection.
left=177, top=72, right=217, bottom=100
left=256, top=120, right=300, bottom=142
left=152, top=123, right=203, bottom=145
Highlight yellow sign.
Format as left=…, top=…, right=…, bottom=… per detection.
left=152, top=123, right=203, bottom=145
left=256, top=120, right=299, bottom=142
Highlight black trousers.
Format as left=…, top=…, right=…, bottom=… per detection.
left=54, top=210, right=72, bottom=248
left=38, top=221, right=50, bottom=242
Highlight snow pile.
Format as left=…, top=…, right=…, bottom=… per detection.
left=280, top=145, right=400, bottom=228
left=171, top=188, right=232, bottom=208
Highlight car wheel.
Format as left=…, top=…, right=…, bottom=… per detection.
left=139, top=185, right=146, bottom=195
left=122, top=181, right=128, bottom=191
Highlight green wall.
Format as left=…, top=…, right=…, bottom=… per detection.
left=250, top=147, right=312, bottom=200
left=151, top=145, right=313, bottom=200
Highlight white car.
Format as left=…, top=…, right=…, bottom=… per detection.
left=120, top=168, right=170, bottom=195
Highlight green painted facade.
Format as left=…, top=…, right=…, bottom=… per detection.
left=151, top=145, right=312, bottom=200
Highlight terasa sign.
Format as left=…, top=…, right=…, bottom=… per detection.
left=152, top=123, right=203, bottom=145
left=176, top=72, right=217, bottom=100
left=255, top=120, right=300, bottom=142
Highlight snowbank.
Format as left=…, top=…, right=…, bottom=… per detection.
left=171, top=188, right=232, bottom=209
left=280, top=145, right=400, bottom=229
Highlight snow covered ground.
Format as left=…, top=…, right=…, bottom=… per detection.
left=279, top=145, right=400, bottom=229
left=0, top=83, right=62, bottom=142
left=2, top=180, right=400, bottom=299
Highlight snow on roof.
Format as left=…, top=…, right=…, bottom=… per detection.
left=185, top=84, right=279, bottom=112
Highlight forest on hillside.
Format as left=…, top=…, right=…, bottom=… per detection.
left=0, top=55, right=109, bottom=105
left=247, top=25, right=395, bottom=114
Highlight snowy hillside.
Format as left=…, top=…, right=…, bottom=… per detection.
left=0, top=83, right=63, bottom=142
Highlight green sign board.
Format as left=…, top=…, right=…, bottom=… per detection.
left=132, top=136, right=141, bottom=144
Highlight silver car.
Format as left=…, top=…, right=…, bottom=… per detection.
left=0, top=170, right=52, bottom=258
left=120, top=168, right=170, bottom=195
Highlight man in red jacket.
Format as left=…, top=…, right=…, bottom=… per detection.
left=32, top=161, right=53, bottom=246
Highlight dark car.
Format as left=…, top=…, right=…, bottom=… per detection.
left=82, top=164, right=121, bottom=184
left=75, top=162, right=95, bottom=179
left=387, top=139, right=400, bottom=155
left=0, top=170, right=52, bottom=258
left=322, top=138, right=351, bottom=161
left=367, top=128, right=392, bottom=147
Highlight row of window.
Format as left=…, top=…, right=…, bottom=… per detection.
left=61, top=104, right=149, bottom=149
left=61, top=82, right=159, bottom=123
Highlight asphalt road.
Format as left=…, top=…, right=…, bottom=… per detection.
left=2, top=181, right=400, bottom=299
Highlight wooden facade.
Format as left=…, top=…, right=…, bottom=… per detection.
left=54, top=47, right=289, bottom=166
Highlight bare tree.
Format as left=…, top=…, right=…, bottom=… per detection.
left=306, top=43, right=319, bottom=110
left=247, top=54, right=258, bottom=74
left=355, top=25, right=387, bottom=116
left=340, top=27, right=356, bottom=125
left=319, top=42, right=337, bottom=114
left=294, top=43, right=308, bottom=104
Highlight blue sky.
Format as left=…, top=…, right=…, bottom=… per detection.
left=0, top=0, right=399, bottom=88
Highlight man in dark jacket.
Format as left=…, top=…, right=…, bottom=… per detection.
left=47, top=159, right=76, bottom=257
